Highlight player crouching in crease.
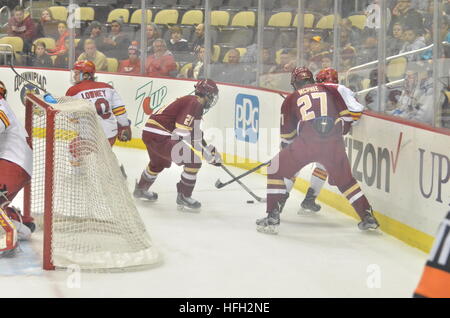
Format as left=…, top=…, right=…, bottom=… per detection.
left=65, top=60, right=132, bottom=178
left=256, top=67, right=379, bottom=235
left=133, top=79, right=222, bottom=212
left=0, top=81, right=34, bottom=257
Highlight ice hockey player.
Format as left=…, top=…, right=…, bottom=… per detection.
left=256, top=67, right=379, bottom=234
left=279, top=68, right=343, bottom=214
left=0, top=81, right=35, bottom=257
left=414, top=210, right=450, bottom=298
left=133, top=79, right=221, bottom=211
left=65, top=60, right=132, bottom=177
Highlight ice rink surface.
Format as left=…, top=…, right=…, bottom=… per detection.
left=0, top=147, right=428, bottom=298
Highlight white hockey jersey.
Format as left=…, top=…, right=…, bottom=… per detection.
left=0, top=97, right=33, bottom=176
left=65, top=80, right=129, bottom=139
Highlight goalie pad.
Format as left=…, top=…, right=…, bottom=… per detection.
left=0, top=208, right=17, bottom=252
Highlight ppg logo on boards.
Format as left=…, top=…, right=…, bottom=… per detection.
left=235, top=94, right=259, bottom=143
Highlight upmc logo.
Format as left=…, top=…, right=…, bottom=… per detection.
left=235, top=94, right=259, bottom=143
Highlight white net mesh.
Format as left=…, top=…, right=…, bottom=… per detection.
left=28, top=95, right=159, bottom=271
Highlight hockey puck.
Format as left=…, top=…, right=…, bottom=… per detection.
left=246, top=200, right=255, bottom=204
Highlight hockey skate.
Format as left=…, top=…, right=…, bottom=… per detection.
left=299, top=188, right=321, bottom=214
left=176, top=193, right=201, bottom=212
left=358, top=208, right=380, bottom=231
left=256, top=210, right=280, bottom=235
left=133, top=182, right=158, bottom=202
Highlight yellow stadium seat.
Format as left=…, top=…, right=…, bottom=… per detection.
left=179, top=63, right=193, bottom=78
left=231, top=11, right=255, bottom=27
left=0, top=36, right=24, bottom=52
left=387, top=57, right=408, bottom=81
left=48, top=6, right=68, bottom=22
left=75, top=7, right=95, bottom=22
left=130, top=9, right=153, bottom=24
left=107, top=58, right=119, bottom=72
left=107, top=9, right=130, bottom=24
left=153, top=9, right=179, bottom=25
left=267, top=12, right=292, bottom=27
left=315, top=14, right=338, bottom=29
left=348, top=15, right=367, bottom=30
left=212, top=45, right=221, bottom=62
left=223, top=48, right=247, bottom=63
left=361, top=78, right=371, bottom=90
left=181, top=10, right=203, bottom=25
left=33, top=38, right=56, bottom=51
left=211, top=10, right=230, bottom=26
left=292, top=13, right=315, bottom=28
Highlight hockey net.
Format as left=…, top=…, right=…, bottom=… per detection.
left=23, top=94, right=159, bottom=271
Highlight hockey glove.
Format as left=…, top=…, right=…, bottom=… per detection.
left=204, top=144, right=222, bottom=167
left=118, top=120, right=132, bottom=142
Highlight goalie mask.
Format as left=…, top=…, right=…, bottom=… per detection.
left=71, top=60, right=96, bottom=84
left=0, top=81, right=6, bottom=99
left=316, top=68, right=339, bottom=84
left=194, top=79, right=219, bottom=114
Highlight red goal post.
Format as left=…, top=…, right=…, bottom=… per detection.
left=23, top=93, right=160, bottom=271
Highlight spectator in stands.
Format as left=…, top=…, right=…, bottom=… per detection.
left=30, top=41, right=53, bottom=68
left=118, top=42, right=141, bottom=75
left=53, top=38, right=70, bottom=69
left=7, top=6, right=36, bottom=55
left=145, top=39, right=177, bottom=78
left=340, top=45, right=357, bottom=71
left=77, top=39, right=108, bottom=71
left=35, top=8, right=55, bottom=39
left=399, top=26, right=426, bottom=61
left=269, top=49, right=296, bottom=74
left=340, top=18, right=361, bottom=45
left=390, top=68, right=434, bottom=124
left=191, top=23, right=205, bottom=52
left=357, top=29, right=379, bottom=65
left=389, top=0, right=424, bottom=35
left=212, top=49, right=255, bottom=85
left=186, top=45, right=205, bottom=79
left=47, top=22, right=69, bottom=59
left=387, top=22, right=406, bottom=56
left=167, top=26, right=189, bottom=53
left=101, top=19, right=131, bottom=61
left=321, top=53, right=333, bottom=69
left=364, top=69, right=402, bottom=111
left=145, top=23, right=162, bottom=55
left=76, top=21, right=105, bottom=57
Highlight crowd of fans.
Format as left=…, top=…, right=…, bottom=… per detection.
left=1, top=0, right=449, bottom=126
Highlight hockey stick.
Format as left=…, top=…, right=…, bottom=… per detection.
left=8, top=61, right=57, bottom=103
left=214, top=160, right=270, bottom=189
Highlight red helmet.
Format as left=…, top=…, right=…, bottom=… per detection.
left=316, top=68, right=339, bottom=84
left=73, top=60, right=96, bottom=76
left=194, top=79, right=219, bottom=113
left=0, top=81, right=6, bottom=98
left=291, top=66, right=314, bottom=89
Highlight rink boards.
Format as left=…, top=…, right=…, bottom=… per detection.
left=2, top=66, right=449, bottom=253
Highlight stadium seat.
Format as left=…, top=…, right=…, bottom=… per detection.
left=153, top=9, right=179, bottom=25
left=107, top=57, right=119, bottom=72
left=347, top=14, right=367, bottom=30
left=129, top=9, right=153, bottom=25
left=0, top=36, right=24, bottom=63
left=178, top=62, right=193, bottom=78
left=315, top=14, right=338, bottom=29
left=292, top=13, right=315, bottom=28
left=211, top=10, right=230, bottom=26
left=216, top=27, right=254, bottom=47
left=48, top=6, right=68, bottom=22
left=387, top=57, right=407, bottom=81
left=34, top=37, right=56, bottom=51
left=107, top=9, right=130, bottom=24
left=230, top=11, right=256, bottom=27
left=361, top=78, right=371, bottom=90
left=222, top=47, right=247, bottom=63
left=267, top=12, right=292, bottom=27
left=212, top=44, right=221, bottom=62
left=75, top=7, right=95, bottom=22
left=181, top=10, right=203, bottom=25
